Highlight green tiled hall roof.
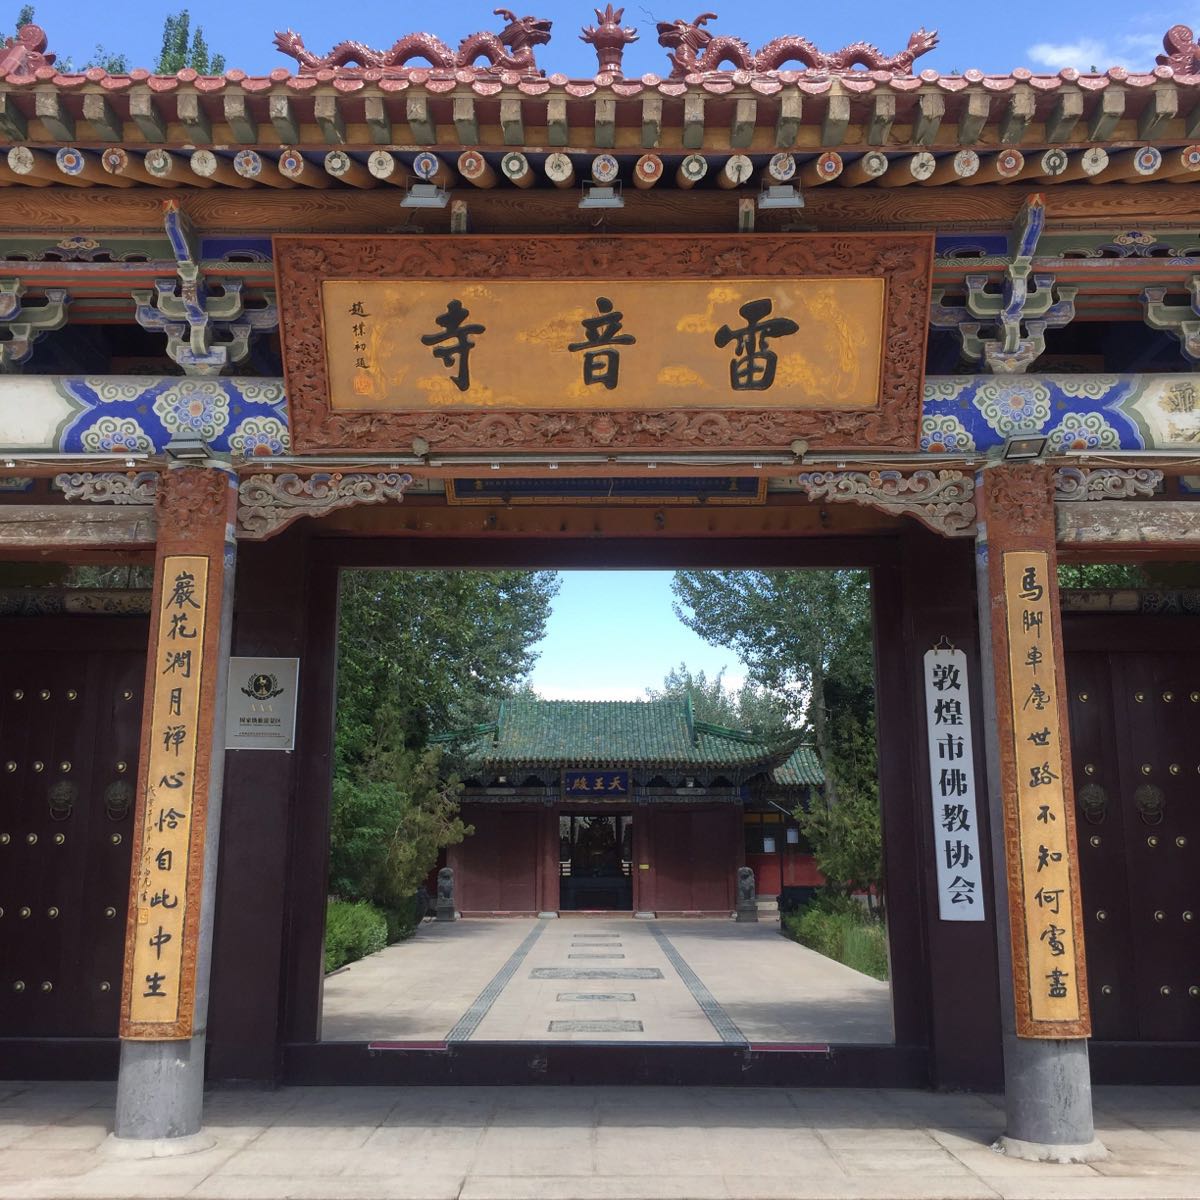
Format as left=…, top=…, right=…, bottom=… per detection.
left=771, top=745, right=824, bottom=788
left=433, top=697, right=805, bottom=772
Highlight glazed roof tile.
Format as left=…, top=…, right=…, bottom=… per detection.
left=435, top=697, right=794, bottom=770
left=771, top=745, right=824, bottom=788
left=5, top=22, right=1199, bottom=187
left=0, top=66, right=1191, bottom=92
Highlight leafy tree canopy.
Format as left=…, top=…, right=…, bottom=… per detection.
left=8, top=6, right=218, bottom=73
left=671, top=569, right=882, bottom=895
left=157, top=8, right=225, bottom=74
left=671, top=569, right=873, bottom=797
left=336, top=569, right=559, bottom=773
left=330, top=569, right=557, bottom=916
left=644, top=662, right=796, bottom=742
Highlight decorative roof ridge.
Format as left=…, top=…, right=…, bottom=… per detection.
left=691, top=718, right=769, bottom=745
left=4, top=18, right=1199, bottom=93
left=0, top=65, right=1192, bottom=92
left=428, top=719, right=498, bottom=746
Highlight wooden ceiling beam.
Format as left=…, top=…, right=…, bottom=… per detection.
left=4, top=179, right=1198, bottom=236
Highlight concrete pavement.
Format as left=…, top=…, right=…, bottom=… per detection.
left=321, top=918, right=893, bottom=1045
left=2, top=1082, right=1200, bottom=1199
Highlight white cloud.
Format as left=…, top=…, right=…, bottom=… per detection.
left=1026, top=38, right=1110, bottom=70
left=1121, top=32, right=1164, bottom=53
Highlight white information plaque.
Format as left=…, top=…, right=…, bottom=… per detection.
left=225, top=657, right=300, bottom=751
left=923, top=645, right=985, bottom=921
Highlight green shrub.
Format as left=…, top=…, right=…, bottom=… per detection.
left=784, top=901, right=889, bottom=981
left=324, top=899, right=388, bottom=973
left=381, top=891, right=426, bottom=945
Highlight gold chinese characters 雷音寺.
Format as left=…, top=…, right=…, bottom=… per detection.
left=323, top=278, right=885, bottom=413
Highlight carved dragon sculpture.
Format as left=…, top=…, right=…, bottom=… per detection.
left=1157, top=24, right=1200, bottom=74
left=273, top=9, right=552, bottom=74
left=0, top=23, right=56, bottom=75
left=656, top=12, right=938, bottom=77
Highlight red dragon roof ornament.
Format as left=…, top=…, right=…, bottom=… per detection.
left=1157, top=25, right=1200, bottom=74
left=273, top=9, right=553, bottom=75
left=655, top=11, right=938, bottom=77
left=0, top=23, right=55, bottom=75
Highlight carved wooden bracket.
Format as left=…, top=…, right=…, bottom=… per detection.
left=1053, top=466, right=1164, bottom=500
left=929, top=197, right=1075, bottom=374
left=54, top=470, right=159, bottom=504
left=794, top=468, right=976, bottom=537
left=237, top=470, right=415, bottom=539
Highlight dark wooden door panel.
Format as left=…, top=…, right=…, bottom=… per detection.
left=1065, top=650, right=1138, bottom=1040
left=0, top=620, right=146, bottom=1038
left=1066, top=624, right=1200, bottom=1043
left=1112, top=654, right=1200, bottom=1041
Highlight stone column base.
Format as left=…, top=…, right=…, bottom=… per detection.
left=992, top=1135, right=1108, bottom=1164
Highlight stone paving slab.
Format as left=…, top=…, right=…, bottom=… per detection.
left=1, top=1084, right=1200, bottom=1199
left=322, top=917, right=892, bottom=1046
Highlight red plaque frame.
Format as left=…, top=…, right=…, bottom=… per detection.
left=275, top=233, right=933, bottom=456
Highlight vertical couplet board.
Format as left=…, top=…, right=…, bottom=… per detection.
left=119, top=554, right=211, bottom=1038
left=922, top=647, right=985, bottom=921
left=999, top=550, right=1090, bottom=1036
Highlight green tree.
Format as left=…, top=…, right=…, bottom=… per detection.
left=671, top=569, right=883, bottom=896
left=14, top=4, right=34, bottom=30
left=156, top=8, right=225, bottom=74
left=331, top=569, right=557, bottom=914
left=671, top=569, right=873, bottom=807
left=328, top=740, right=470, bottom=919
left=1057, top=562, right=1148, bottom=589
left=800, top=670, right=882, bottom=901
left=336, top=569, right=558, bottom=771
left=644, top=662, right=795, bottom=740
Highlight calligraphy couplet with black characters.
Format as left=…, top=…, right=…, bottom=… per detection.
left=120, top=556, right=207, bottom=1037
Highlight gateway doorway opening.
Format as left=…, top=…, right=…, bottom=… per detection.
left=560, top=813, right=633, bottom=912
left=318, top=566, right=893, bottom=1049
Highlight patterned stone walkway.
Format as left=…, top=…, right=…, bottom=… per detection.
left=2, top=1083, right=1200, bottom=1199
left=321, top=917, right=893, bottom=1045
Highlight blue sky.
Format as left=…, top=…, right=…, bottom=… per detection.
left=526, top=571, right=744, bottom=700
left=10, top=0, right=1182, bottom=76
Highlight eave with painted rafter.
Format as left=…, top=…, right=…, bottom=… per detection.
left=3, top=17, right=1200, bottom=192
left=0, top=13, right=1196, bottom=553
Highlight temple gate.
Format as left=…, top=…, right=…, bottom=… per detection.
left=0, top=5, right=1197, bottom=1160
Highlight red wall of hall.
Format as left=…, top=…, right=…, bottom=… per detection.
left=453, top=805, right=542, bottom=914
left=745, top=851, right=824, bottom=895
left=645, top=807, right=740, bottom=913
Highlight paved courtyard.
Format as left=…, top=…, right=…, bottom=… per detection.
left=2, top=1083, right=1200, bottom=1199
left=321, top=917, right=893, bottom=1045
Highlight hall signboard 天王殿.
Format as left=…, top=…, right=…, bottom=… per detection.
left=563, top=769, right=631, bottom=799
left=275, top=234, right=933, bottom=455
